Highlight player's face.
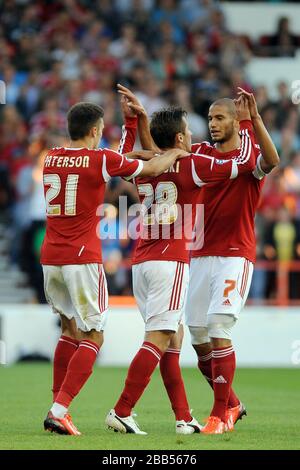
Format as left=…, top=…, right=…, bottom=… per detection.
left=181, top=117, right=192, bottom=152
left=208, top=105, right=238, bottom=143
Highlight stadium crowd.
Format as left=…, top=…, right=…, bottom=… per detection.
left=0, top=0, right=300, bottom=302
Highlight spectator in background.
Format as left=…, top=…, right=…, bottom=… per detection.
left=269, top=16, right=299, bottom=57
left=0, top=0, right=300, bottom=302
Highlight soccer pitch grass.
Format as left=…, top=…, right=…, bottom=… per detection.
left=0, top=364, right=299, bottom=450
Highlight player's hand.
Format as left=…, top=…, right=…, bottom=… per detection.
left=234, top=95, right=251, bottom=121
left=117, top=84, right=146, bottom=116
left=161, top=148, right=190, bottom=160
left=237, top=87, right=260, bottom=119
left=120, top=94, right=136, bottom=118
left=125, top=150, right=158, bottom=161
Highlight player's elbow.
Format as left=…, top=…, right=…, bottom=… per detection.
left=261, top=152, right=280, bottom=173
left=272, top=153, right=280, bottom=168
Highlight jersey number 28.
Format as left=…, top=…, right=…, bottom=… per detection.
left=137, top=181, right=178, bottom=225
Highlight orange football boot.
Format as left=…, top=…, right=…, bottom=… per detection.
left=201, top=416, right=226, bottom=434
left=44, top=411, right=81, bottom=435
left=226, top=403, right=247, bottom=431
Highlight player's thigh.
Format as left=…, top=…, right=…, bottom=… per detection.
left=132, top=263, right=148, bottom=322
left=42, top=265, right=76, bottom=320
left=209, top=257, right=254, bottom=318
left=144, top=260, right=189, bottom=332
left=185, top=257, right=211, bottom=328
left=63, top=263, right=108, bottom=332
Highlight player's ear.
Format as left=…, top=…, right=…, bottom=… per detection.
left=177, top=133, right=184, bottom=143
left=91, top=126, right=97, bottom=137
left=234, top=119, right=240, bottom=133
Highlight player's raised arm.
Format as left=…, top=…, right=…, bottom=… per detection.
left=237, top=88, right=280, bottom=173
left=118, top=94, right=157, bottom=161
left=118, top=94, right=138, bottom=154
left=117, top=84, right=160, bottom=152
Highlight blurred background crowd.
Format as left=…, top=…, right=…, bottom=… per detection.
left=0, top=0, right=300, bottom=304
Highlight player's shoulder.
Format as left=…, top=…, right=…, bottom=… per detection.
left=191, top=141, right=214, bottom=155
left=48, top=146, right=64, bottom=154
left=102, top=147, right=122, bottom=157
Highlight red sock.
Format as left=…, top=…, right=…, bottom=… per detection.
left=210, top=346, right=236, bottom=422
left=198, top=350, right=240, bottom=408
left=115, top=342, right=162, bottom=417
left=228, top=387, right=240, bottom=408
left=55, top=339, right=99, bottom=408
left=160, top=349, right=191, bottom=421
left=197, top=350, right=214, bottom=391
left=52, top=335, right=79, bottom=401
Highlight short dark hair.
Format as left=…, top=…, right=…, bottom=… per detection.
left=67, top=102, right=104, bottom=140
left=150, top=107, right=187, bottom=149
left=210, top=98, right=237, bottom=118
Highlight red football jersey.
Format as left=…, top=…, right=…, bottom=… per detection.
left=132, top=127, right=255, bottom=265
left=41, top=122, right=142, bottom=265
left=191, top=120, right=265, bottom=263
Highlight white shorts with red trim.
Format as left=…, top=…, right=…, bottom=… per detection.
left=42, top=263, right=108, bottom=332
left=185, top=256, right=253, bottom=327
left=132, top=260, right=189, bottom=332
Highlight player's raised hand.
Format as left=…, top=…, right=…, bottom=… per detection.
left=237, top=87, right=259, bottom=119
left=234, top=95, right=251, bottom=121
left=117, top=84, right=146, bottom=116
left=120, top=94, right=136, bottom=118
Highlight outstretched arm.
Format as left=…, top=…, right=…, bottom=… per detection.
left=139, top=148, right=188, bottom=177
left=237, top=88, right=280, bottom=173
left=117, top=84, right=160, bottom=152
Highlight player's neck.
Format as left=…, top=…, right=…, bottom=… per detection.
left=215, top=134, right=241, bottom=153
left=69, top=138, right=94, bottom=150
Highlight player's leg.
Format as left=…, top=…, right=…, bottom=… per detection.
left=47, top=264, right=107, bottom=435
left=202, top=257, right=253, bottom=433
left=42, top=265, right=82, bottom=435
left=159, top=324, right=202, bottom=433
left=106, top=261, right=197, bottom=434
left=203, top=314, right=237, bottom=433
left=42, top=265, right=80, bottom=403
left=106, top=327, right=173, bottom=435
left=186, top=258, right=214, bottom=389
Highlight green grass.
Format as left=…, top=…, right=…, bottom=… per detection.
left=0, top=364, right=299, bottom=450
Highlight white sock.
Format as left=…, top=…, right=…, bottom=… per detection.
left=51, top=402, right=68, bottom=419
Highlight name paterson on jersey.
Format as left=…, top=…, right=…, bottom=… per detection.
left=44, top=154, right=90, bottom=168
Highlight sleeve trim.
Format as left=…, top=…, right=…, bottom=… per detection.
left=252, top=154, right=266, bottom=180
left=123, top=160, right=144, bottom=181
left=230, top=160, right=238, bottom=179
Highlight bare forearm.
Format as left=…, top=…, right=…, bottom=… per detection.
left=141, top=154, right=176, bottom=177
left=138, top=113, right=160, bottom=152
left=252, top=115, right=280, bottom=171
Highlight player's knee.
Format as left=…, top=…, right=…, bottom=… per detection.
left=169, top=324, right=184, bottom=349
left=60, top=315, right=78, bottom=339
left=189, top=326, right=209, bottom=345
left=207, top=314, right=236, bottom=341
left=145, top=330, right=174, bottom=353
left=80, top=329, right=104, bottom=347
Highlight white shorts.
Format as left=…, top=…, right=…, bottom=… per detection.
left=42, top=263, right=108, bottom=332
left=132, top=261, right=189, bottom=332
left=185, top=256, right=253, bottom=327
